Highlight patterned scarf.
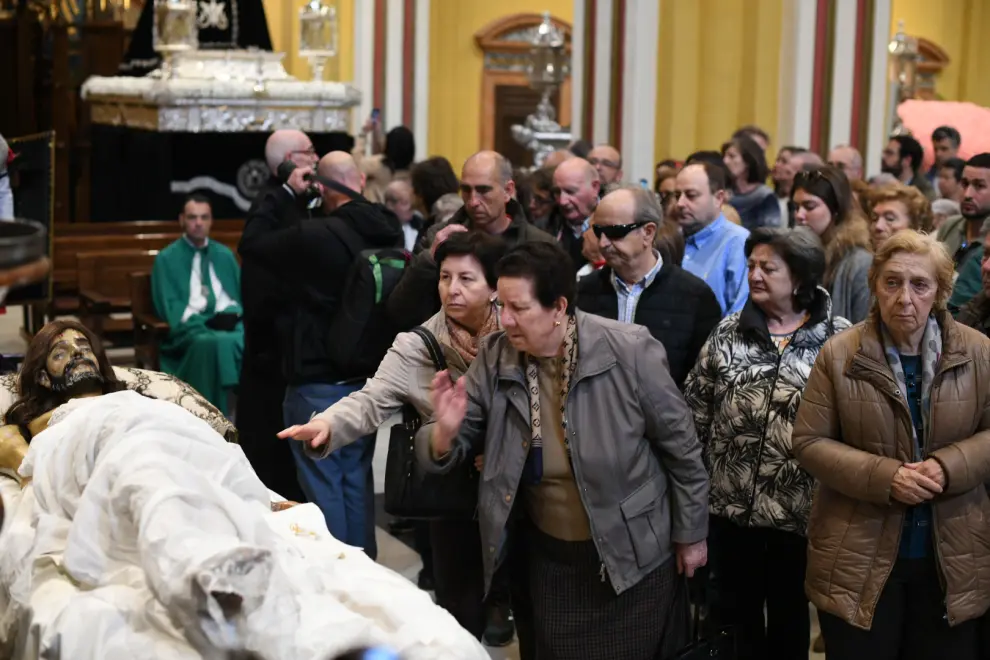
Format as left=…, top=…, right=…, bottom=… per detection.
left=523, top=316, right=579, bottom=485
left=444, top=304, right=501, bottom=364
left=880, top=314, right=942, bottom=460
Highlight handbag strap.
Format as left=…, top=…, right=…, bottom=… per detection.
left=410, top=326, right=448, bottom=372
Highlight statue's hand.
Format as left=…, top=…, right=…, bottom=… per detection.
left=271, top=501, right=300, bottom=512
left=0, top=425, right=29, bottom=484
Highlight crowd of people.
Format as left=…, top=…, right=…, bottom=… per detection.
left=135, top=117, right=990, bottom=659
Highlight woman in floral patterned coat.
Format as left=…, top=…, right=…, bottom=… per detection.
left=684, top=226, right=851, bottom=660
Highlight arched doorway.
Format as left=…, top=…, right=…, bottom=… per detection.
left=474, top=13, right=572, bottom=168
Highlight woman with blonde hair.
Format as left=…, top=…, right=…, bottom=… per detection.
left=792, top=165, right=873, bottom=322
left=868, top=182, right=934, bottom=251
left=793, top=230, right=990, bottom=659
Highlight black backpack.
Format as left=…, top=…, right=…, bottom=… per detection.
left=325, top=216, right=410, bottom=379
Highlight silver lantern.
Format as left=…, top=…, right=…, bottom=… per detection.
left=299, top=0, right=339, bottom=81
left=152, top=0, right=198, bottom=80
left=887, top=21, right=919, bottom=136
left=512, top=11, right=572, bottom=167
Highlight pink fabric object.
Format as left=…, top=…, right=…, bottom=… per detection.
left=897, top=99, right=990, bottom=169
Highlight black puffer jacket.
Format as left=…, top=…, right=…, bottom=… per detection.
left=576, top=263, right=721, bottom=388
left=239, top=196, right=403, bottom=384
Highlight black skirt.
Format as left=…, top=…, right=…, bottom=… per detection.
left=517, top=524, right=683, bottom=660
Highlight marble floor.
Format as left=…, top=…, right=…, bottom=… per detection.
left=0, top=307, right=825, bottom=659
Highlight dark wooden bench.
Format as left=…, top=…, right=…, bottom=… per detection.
left=57, top=219, right=244, bottom=236
left=130, top=271, right=168, bottom=370
left=78, top=249, right=160, bottom=339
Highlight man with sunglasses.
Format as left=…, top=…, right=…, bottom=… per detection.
left=577, top=188, right=721, bottom=387
left=675, top=162, right=751, bottom=315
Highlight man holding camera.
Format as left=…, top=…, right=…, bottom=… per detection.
left=152, top=194, right=244, bottom=416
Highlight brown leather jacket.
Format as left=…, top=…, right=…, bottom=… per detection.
left=793, top=312, right=990, bottom=629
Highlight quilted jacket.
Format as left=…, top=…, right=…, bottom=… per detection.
left=684, top=288, right=850, bottom=534
left=793, top=311, right=990, bottom=629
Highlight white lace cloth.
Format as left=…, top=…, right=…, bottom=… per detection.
left=0, top=391, right=485, bottom=660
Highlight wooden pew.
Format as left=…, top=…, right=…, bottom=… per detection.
left=51, top=230, right=242, bottom=316
left=56, top=219, right=244, bottom=236
left=130, top=271, right=168, bottom=371
left=77, top=249, right=160, bottom=339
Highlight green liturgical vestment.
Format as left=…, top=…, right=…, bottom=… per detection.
left=151, top=237, right=244, bottom=415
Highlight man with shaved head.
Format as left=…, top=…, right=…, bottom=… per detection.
left=235, top=129, right=320, bottom=505
left=578, top=187, right=721, bottom=387
left=551, top=157, right=601, bottom=274
left=387, top=150, right=554, bottom=329
left=240, top=149, right=403, bottom=560
left=587, top=144, right=624, bottom=186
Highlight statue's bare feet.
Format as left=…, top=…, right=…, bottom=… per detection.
left=192, top=547, right=273, bottom=651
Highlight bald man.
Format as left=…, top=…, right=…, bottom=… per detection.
left=387, top=150, right=554, bottom=329
left=587, top=144, right=624, bottom=185
left=551, top=157, right=601, bottom=274
left=827, top=145, right=864, bottom=181
left=235, top=130, right=320, bottom=505
left=384, top=180, right=423, bottom=251
left=241, top=149, right=403, bottom=559
left=543, top=149, right=574, bottom=169
left=577, top=187, right=720, bottom=386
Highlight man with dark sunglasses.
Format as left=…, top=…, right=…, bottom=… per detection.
left=577, top=188, right=721, bottom=387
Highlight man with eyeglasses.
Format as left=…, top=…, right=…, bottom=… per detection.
left=827, top=145, right=864, bottom=182
left=387, top=151, right=555, bottom=330
left=587, top=144, right=624, bottom=187
left=577, top=188, right=721, bottom=387
left=675, top=162, right=751, bottom=315
left=234, top=129, right=320, bottom=506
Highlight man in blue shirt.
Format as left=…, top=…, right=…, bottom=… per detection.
left=674, top=162, right=751, bottom=315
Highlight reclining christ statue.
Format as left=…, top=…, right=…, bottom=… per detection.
left=0, top=321, right=486, bottom=660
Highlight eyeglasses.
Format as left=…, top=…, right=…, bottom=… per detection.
left=589, top=157, right=621, bottom=170
left=592, top=221, right=650, bottom=240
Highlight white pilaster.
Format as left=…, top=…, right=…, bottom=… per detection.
left=828, top=0, right=858, bottom=150
left=591, top=0, right=613, bottom=145
left=413, top=0, right=430, bottom=160
left=353, top=0, right=376, bottom=134
left=620, top=0, right=658, bottom=185
left=570, top=0, right=585, bottom=141
left=384, top=0, right=404, bottom=129
left=776, top=0, right=817, bottom=149
left=865, top=0, right=893, bottom=178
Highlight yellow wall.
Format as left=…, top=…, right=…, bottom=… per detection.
left=428, top=0, right=574, bottom=172
left=654, top=0, right=782, bottom=163
left=263, top=0, right=354, bottom=81
left=891, top=0, right=990, bottom=107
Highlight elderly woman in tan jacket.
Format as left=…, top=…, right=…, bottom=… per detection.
left=793, top=230, right=990, bottom=660
left=279, top=230, right=508, bottom=644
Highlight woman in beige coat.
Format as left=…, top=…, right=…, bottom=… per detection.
left=280, top=230, right=508, bottom=643
left=792, top=230, right=990, bottom=660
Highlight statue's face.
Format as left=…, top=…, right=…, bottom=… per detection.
left=39, top=329, right=103, bottom=394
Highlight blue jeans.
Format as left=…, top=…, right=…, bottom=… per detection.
left=284, top=382, right=377, bottom=560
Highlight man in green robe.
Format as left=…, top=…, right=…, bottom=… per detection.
left=152, top=194, right=243, bottom=415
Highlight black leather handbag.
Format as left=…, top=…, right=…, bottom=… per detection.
left=670, top=577, right=737, bottom=660
left=383, top=326, right=478, bottom=520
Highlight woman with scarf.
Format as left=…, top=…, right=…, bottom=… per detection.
left=427, top=241, right=710, bottom=659
left=280, top=231, right=507, bottom=643
left=793, top=230, right=990, bottom=659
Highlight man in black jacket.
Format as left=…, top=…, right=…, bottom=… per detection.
left=387, top=150, right=554, bottom=329
left=236, top=130, right=317, bottom=504
left=239, top=150, right=403, bottom=560
left=578, top=187, right=721, bottom=387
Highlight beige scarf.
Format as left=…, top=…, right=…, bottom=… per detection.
left=444, top=304, right=501, bottom=364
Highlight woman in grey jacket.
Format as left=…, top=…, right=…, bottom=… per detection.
left=792, top=165, right=873, bottom=322
left=280, top=231, right=508, bottom=643
left=428, top=241, right=709, bottom=660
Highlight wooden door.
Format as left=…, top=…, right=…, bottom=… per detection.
left=494, top=86, right=561, bottom=169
